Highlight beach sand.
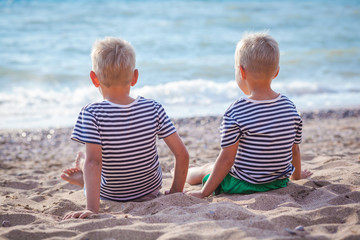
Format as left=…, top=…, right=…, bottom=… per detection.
left=1, top=108, right=359, bottom=240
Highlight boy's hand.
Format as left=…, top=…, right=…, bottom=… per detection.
left=63, top=209, right=96, bottom=220
left=300, top=169, right=313, bottom=179
left=186, top=190, right=204, bottom=199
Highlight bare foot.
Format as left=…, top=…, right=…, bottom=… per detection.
left=61, top=168, right=84, bottom=187
left=60, top=152, right=85, bottom=187
left=300, top=169, right=313, bottom=179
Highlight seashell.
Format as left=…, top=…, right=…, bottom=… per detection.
left=284, top=228, right=296, bottom=235
left=295, top=225, right=305, bottom=231
left=2, top=220, right=10, bottom=227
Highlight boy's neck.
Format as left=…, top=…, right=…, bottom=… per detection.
left=241, top=66, right=280, bottom=101
left=246, top=78, right=279, bottom=101
left=247, top=89, right=280, bottom=101
left=101, top=85, right=136, bottom=105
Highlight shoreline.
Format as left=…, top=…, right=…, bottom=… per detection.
left=1, top=106, right=360, bottom=132
left=1, top=106, right=360, bottom=239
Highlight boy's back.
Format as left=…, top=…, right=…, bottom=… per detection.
left=186, top=32, right=312, bottom=199
left=221, top=94, right=302, bottom=184
left=61, top=37, right=189, bottom=219
left=72, top=96, right=176, bottom=201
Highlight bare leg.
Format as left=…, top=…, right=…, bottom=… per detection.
left=60, top=152, right=85, bottom=187
left=186, top=163, right=214, bottom=185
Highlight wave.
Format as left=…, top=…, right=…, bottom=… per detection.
left=1, top=79, right=358, bottom=108
left=132, top=79, right=240, bottom=105
left=0, top=79, right=359, bottom=129
left=133, top=79, right=360, bottom=104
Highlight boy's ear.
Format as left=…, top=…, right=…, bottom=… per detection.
left=273, top=66, right=280, bottom=79
left=240, top=65, right=246, bottom=80
left=90, top=71, right=100, bottom=87
left=130, top=69, right=139, bottom=87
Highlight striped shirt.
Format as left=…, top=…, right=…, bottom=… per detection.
left=221, top=94, right=302, bottom=184
left=71, top=96, right=176, bottom=201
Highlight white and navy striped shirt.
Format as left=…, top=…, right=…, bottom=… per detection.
left=221, top=94, right=302, bottom=184
left=71, top=96, right=176, bottom=201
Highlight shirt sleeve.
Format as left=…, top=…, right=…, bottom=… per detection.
left=156, top=103, right=176, bottom=139
left=294, top=116, right=303, bottom=144
left=71, top=107, right=101, bottom=145
left=220, top=113, right=242, bottom=148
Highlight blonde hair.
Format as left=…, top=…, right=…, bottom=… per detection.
left=91, top=37, right=136, bottom=87
left=235, top=31, right=279, bottom=78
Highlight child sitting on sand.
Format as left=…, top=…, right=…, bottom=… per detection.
left=186, top=32, right=312, bottom=198
left=61, top=37, right=189, bottom=219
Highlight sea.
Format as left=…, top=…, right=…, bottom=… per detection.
left=1, top=0, right=359, bottom=129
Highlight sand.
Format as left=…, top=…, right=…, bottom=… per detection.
left=0, top=108, right=360, bottom=240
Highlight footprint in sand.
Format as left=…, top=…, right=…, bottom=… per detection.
left=247, top=194, right=289, bottom=211
left=44, top=199, right=83, bottom=217
left=2, top=180, right=39, bottom=190
left=0, top=213, right=36, bottom=227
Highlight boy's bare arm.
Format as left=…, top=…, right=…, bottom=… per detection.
left=290, top=143, right=312, bottom=180
left=188, top=142, right=239, bottom=198
left=163, top=132, right=189, bottom=193
left=290, top=144, right=301, bottom=180
left=83, top=143, right=102, bottom=214
left=63, top=143, right=102, bottom=220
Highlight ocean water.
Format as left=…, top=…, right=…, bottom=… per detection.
left=1, top=0, right=359, bottom=129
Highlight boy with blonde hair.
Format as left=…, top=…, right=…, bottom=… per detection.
left=187, top=32, right=312, bottom=198
left=61, top=37, right=189, bottom=219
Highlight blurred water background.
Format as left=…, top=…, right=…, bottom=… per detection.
left=1, top=0, right=359, bottom=129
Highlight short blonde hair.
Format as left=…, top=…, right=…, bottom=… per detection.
left=91, top=37, right=136, bottom=87
left=235, top=31, right=279, bottom=78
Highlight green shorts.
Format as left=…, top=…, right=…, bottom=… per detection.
left=202, top=173, right=289, bottom=195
